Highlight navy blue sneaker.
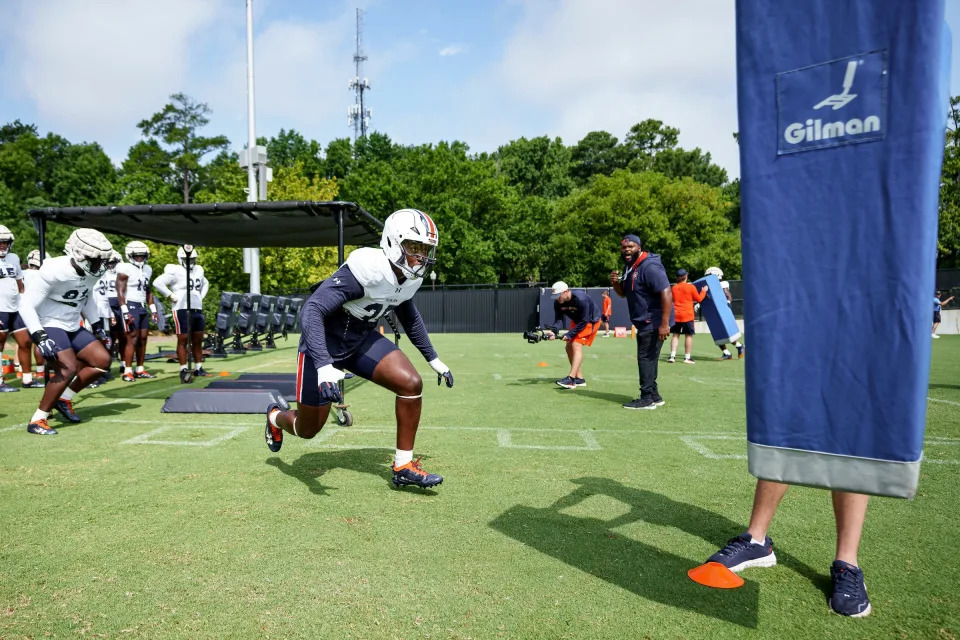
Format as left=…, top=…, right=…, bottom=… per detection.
left=623, top=397, right=657, bottom=410
left=574, top=377, right=586, bottom=387
left=264, top=403, right=283, bottom=453
left=707, top=532, right=777, bottom=572
left=651, top=395, right=666, bottom=407
left=55, top=399, right=82, bottom=423
left=20, top=380, right=45, bottom=389
left=194, top=367, right=213, bottom=377
left=829, top=561, right=871, bottom=617
left=392, top=458, right=442, bottom=488
left=0, top=382, right=20, bottom=393
left=556, top=376, right=577, bottom=389
left=737, top=345, right=744, bottom=359
left=721, top=353, right=734, bottom=361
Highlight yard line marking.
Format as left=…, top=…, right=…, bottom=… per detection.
left=244, top=358, right=289, bottom=371
left=121, top=424, right=249, bottom=447
left=97, top=419, right=261, bottom=426
left=497, top=429, right=601, bottom=451
left=493, top=373, right=502, bottom=380
left=928, top=397, right=960, bottom=407
left=680, top=435, right=748, bottom=460
left=688, top=377, right=744, bottom=386
left=0, top=423, right=26, bottom=434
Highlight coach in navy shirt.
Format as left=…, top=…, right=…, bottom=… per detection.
left=610, top=234, right=673, bottom=410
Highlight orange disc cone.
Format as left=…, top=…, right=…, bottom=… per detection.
left=218, top=371, right=231, bottom=377
left=537, top=361, right=549, bottom=367
left=687, top=562, right=744, bottom=589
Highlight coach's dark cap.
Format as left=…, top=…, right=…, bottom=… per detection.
left=676, top=268, right=688, bottom=277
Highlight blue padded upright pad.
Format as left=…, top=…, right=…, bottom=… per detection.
left=737, top=0, right=950, bottom=498
left=693, top=275, right=741, bottom=346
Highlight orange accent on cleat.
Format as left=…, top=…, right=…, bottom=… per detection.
left=688, top=562, right=745, bottom=589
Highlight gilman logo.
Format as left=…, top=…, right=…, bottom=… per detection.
left=777, top=51, right=886, bottom=155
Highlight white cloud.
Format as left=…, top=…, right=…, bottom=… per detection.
left=1, top=0, right=224, bottom=155
left=495, top=0, right=740, bottom=176
left=439, top=45, right=464, bottom=57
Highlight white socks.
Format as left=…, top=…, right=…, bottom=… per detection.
left=61, top=388, right=77, bottom=401
left=394, top=449, right=413, bottom=467
left=268, top=407, right=280, bottom=428
left=180, top=365, right=188, bottom=371
left=31, top=409, right=50, bottom=422
left=670, top=351, right=676, bottom=358
left=135, top=365, right=145, bottom=373
left=750, top=537, right=765, bottom=545
left=722, top=349, right=732, bottom=356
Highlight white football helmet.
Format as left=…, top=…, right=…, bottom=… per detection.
left=0, top=225, right=14, bottom=258
left=67, top=228, right=113, bottom=277
left=125, top=240, right=150, bottom=264
left=26, top=249, right=50, bottom=269
left=106, top=249, right=122, bottom=271
left=380, top=208, right=438, bottom=279
left=177, top=245, right=198, bottom=268
left=705, top=267, right=724, bottom=279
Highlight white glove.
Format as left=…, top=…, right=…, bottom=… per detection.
left=428, top=358, right=449, bottom=375
left=317, top=364, right=346, bottom=384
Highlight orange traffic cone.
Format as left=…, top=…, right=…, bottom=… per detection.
left=687, top=562, right=744, bottom=589
left=537, top=361, right=549, bottom=367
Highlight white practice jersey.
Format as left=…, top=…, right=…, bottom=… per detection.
left=342, top=247, right=423, bottom=322
left=18, top=256, right=101, bottom=333
left=153, top=264, right=209, bottom=311
left=0, top=252, right=23, bottom=312
left=116, top=262, right=152, bottom=304
left=21, top=269, right=41, bottom=291
left=93, top=268, right=118, bottom=318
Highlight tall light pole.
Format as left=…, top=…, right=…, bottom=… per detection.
left=244, top=0, right=261, bottom=294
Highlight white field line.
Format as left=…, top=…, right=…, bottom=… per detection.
left=121, top=424, right=250, bottom=447
left=679, top=435, right=748, bottom=460
left=497, top=429, right=601, bottom=451
left=928, top=397, right=960, bottom=408
left=242, top=358, right=289, bottom=372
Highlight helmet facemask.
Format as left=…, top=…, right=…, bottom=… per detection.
left=398, top=239, right=436, bottom=279
left=0, top=227, right=13, bottom=259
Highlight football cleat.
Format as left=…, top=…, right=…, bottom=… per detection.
left=179, top=369, right=194, bottom=384
left=122, top=372, right=135, bottom=382
left=87, top=379, right=101, bottom=389
left=721, top=353, right=734, bottom=360
left=55, top=398, right=82, bottom=423
left=134, top=370, right=156, bottom=379
left=392, top=458, right=443, bottom=488
left=27, top=419, right=57, bottom=435
left=264, top=403, right=283, bottom=453
left=193, top=367, right=212, bottom=377
left=737, top=345, right=745, bottom=359
left=20, top=380, right=45, bottom=389
left=0, top=382, right=20, bottom=393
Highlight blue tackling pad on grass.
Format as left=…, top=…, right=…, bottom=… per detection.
left=736, top=0, right=951, bottom=498
left=693, top=275, right=740, bottom=346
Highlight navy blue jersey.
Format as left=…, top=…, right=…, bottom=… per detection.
left=553, top=290, right=600, bottom=337
left=299, top=251, right=438, bottom=368
left=620, top=253, right=673, bottom=332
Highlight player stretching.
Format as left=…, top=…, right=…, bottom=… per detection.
left=116, top=241, right=157, bottom=381
left=153, top=246, right=210, bottom=383
left=19, top=229, right=114, bottom=435
left=265, top=209, right=454, bottom=489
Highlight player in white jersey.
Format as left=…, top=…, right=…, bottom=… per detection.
left=11, top=250, right=51, bottom=389
left=265, top=209, right=454, bottom=489
left=705, top=266, right=744, bottom=360
left=18, top=229, right=113, bottom=435
left=153, top=245, right=210, bottom=383
left=0, top=225, right=24, bottom=392
left=86, top=250, right=121, bottom=387
left=116, top=241, right=157, bottom=381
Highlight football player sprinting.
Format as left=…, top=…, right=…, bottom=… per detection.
left=0, top=225, right=25, bottom=393
left=116, top=241, right=157, bottom=381
left=87, top=250, right=119, bottom=387
left=153, top=246, right=210, bottom=382
left=18, top=229, right=114, bottom=435
left=265, top=209, right=454, bottom=489
left=12, top=250, right=51, bottom=389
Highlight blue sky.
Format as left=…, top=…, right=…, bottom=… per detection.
left=1, top=0, right=959, bottom=180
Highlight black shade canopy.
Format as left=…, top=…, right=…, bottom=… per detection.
left=27, top=201, right=383, bottom=248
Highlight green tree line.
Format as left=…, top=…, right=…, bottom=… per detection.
left=3, top=93, right=959, bottom=296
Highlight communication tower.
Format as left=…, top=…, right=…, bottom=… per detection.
left=347, top=8, right=371, bottom=139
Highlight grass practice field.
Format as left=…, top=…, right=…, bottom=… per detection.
left=1, top=332, right=959, bottom=639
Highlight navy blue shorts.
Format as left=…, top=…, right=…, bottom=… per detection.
left=296, top=331, right=399, bottom=406
left=125, top=302, right=150, bottom=331
left=174, top=309, right=205, bottom=335
left=46, top=327, right=98, bottom=355
left=12, top=314, right=26, bottom=332
left=934, top=311, right=942, bottom=323
left=0, top=311, right=19, bottom=333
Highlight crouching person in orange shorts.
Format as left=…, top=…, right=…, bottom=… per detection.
left=545, top=281, right=601, bottom=389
